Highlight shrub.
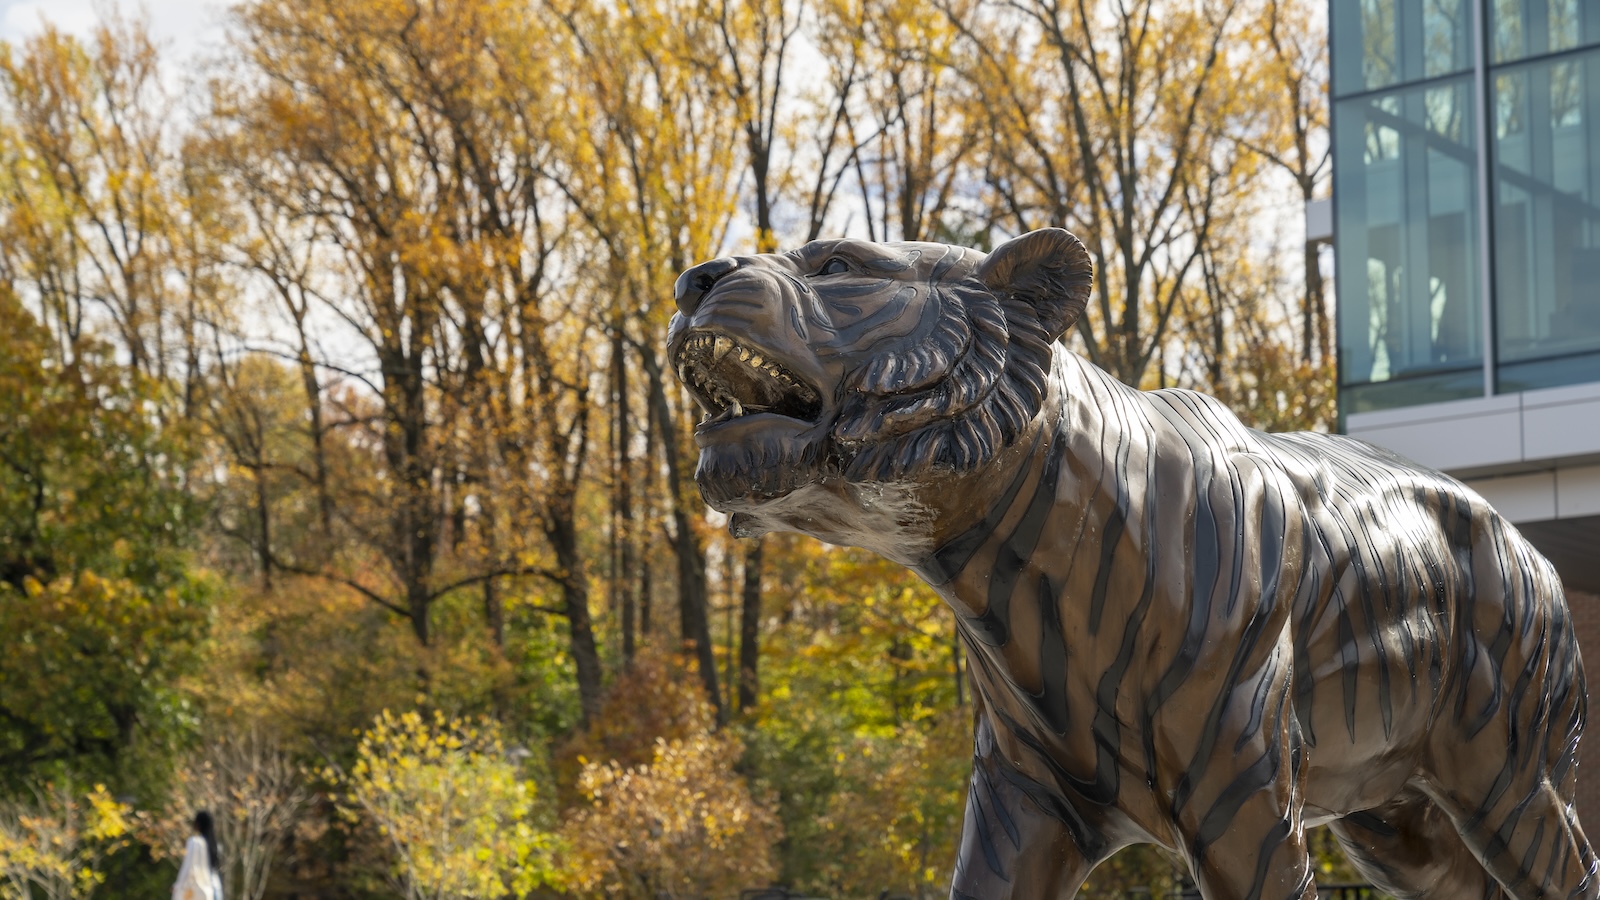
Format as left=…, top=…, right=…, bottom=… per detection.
left=328, top=711, right=561, bottom=900
left=563, top=728, right=782, bottom=898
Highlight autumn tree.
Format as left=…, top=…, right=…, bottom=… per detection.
left=0, top=16, right=227, bottom=421
left=0, top=784, right=132, bottom=900
left=813, top=0, right=986, bottom=244
left=552, top=0, right=744, bottom=722
left=950, top=0, right=1251, bottom=387
left=139, top=731, right=307, bottom=900
left=741, top=543, right=968, bottom=888
left=0, top=1, right=1356, bottom=895
left=213, top=0, right=610, bottom=721
left=1246, top=0, right=1333, bottom=367
left=0, top=289, right=210, bottom=792
left=802, top=712, right=968, bottom=899
left=562, top=729, right=782, bottom=897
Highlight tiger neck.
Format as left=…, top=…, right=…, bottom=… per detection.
left=911, top=358, right=1073, bottom=584
left=908, top=353, right=1114, bottom=633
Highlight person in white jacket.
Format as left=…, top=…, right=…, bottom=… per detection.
left=171, top=810, right=223, bottom=900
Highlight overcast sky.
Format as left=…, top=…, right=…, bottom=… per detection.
left=1, top=0, right=227, bottom=62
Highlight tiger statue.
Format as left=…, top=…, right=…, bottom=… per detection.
left=666, top=229, right=1596, bottom=899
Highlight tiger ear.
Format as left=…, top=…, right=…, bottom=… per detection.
left=975, top=228, right=1093, bottom=342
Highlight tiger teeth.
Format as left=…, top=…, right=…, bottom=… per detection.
left=675, top=331, right=824, bottom=422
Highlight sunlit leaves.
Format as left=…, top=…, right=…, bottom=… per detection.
left=327, top=710, right=562, bottom=900
left=0, top=783, right=131, bottom=900
left=562, top=727, right=781, bottom=897
left=0, top=1, right=1347, bottom=896
left=801, top=711, right=968, bottom=898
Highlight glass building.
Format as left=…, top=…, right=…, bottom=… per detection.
left=1334, top=0, right=1600, bottom=412
left=1332, top=0, right=1600, bottom=605
left=1331, top=0, right=1600, bottom=828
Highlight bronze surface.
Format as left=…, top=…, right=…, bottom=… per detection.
left=667, top=229, right=1596, bottom=899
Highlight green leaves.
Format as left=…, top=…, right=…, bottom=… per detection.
left=0, top=291, right=208, bottom=794
left=0, top=572, right=212, bottom=796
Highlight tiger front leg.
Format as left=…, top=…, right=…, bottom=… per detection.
left=1167, top=649, right=1316, bottom=900
left=950, top=714, right=1100, bottom=899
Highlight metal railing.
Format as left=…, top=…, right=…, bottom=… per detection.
left=736, top=883, right=915, bottom=890
left=737, top=884, right=1384, bottom=900
left=1125, top=886, right=1382, bottom=899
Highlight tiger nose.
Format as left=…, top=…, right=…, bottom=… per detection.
left=674, top=257, right=740, bottom=314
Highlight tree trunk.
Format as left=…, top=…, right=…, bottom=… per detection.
left=952, top=621, right=964, bottom=707
left=613, top=322, right=638, bottom=663
left=549, top=513, right=603, bottom=725
left=407, top=581, right=430, bottom=647
left=1301, top=173, right=1330, bottom=366
left=483, top=577, right=504, bottom=647
left=254, top=462, right=272, bottom=591
left=640, top=343, right=722, bottom=723
left=738, top=538, right=763, bottom=711
left=640, top=558, right=653, bottom=640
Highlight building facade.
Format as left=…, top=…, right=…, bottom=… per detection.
left=1331, top=0, right=1600, bottom=828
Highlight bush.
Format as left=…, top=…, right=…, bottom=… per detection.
left=327, top=710, right=561, bottom=900
left=138, top=730, right=306, bottom=900
left=0, top=783, right=131, bottom=900
left=562, top=728, right=782, bottom=898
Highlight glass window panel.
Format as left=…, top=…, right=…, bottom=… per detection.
left=1493, top=0, right=1600, bottom=62
left=1334, top=0, right=1473, bottom=97
left=1492, top=48, right=1600, bottom=390
left=1335, top=0, right=1398, bottom=95
left=1495, top=0, right=1527, bottom=61
left=1425, top=0, right=1476, bottom=77
left=1498, top=352, right=1600, bottom=391
left=1340, top=370, right=1491, bottom=414
left=1553, top=0, right=1584, bottom=50
left=1335, top=79, right=1484, bottom=407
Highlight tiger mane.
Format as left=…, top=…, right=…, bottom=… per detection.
left=833, top=274, right=1058, bottom=483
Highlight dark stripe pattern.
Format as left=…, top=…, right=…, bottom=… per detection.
left=925, top=352, right=1594, bottom=900
left=673, top=235, right=1594, bottom=899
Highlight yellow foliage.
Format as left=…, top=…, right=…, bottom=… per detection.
left=327, top=711, right=562, bottom=900
left=562, top=727, right=782, bottom=897
left=798, top=712, right=968, bottom=899
left=551, top=648, right=714, bottom=804
left=0, top=784, right=130, bottom=900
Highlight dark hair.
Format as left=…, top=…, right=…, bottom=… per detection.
left=192, top=809, right=220, bottom=871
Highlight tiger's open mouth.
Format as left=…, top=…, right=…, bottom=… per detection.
left=675, top=331, right=823, bottom=427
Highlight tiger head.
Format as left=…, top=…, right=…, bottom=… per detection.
left=667, top=228, right=1092, bottom=558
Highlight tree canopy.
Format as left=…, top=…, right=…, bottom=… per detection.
left=0, top=0, right=1338, bottom=895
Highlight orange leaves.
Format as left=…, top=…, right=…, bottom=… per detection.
left=135, top=730, right=307, bottom=900
left=561, top=727, right=782, bottom=897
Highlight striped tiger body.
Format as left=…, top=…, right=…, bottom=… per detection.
left=668, top=229, right=1596, bottom=899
